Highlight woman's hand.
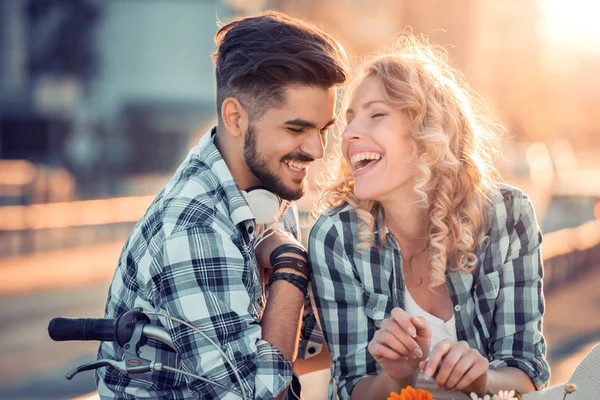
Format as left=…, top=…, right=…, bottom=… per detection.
left=367, top=308, right=431, bottom=383
left=420, top=339, right=489, bottom=395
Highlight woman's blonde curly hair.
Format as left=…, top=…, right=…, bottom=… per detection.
left=316, top=34, right=503, bottom=288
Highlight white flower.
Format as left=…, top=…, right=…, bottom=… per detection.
left=493, top=390, right=518, bottom=400
left=470, top=393, right=491, bottom=400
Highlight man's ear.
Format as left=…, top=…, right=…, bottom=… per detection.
left=221, top=97, right=249, bottom=138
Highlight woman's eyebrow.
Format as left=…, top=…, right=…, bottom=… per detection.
left=361, top=100, right=387, bottom=109
left=346, top=99, right=387, bottom=119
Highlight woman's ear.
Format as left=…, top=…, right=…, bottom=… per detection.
left=221, top=97, right=249, bottom=138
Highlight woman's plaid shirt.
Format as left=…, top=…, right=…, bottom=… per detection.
left=308, top=184, right=550, bottom=400
left=96, top=128, right=322, bottom=399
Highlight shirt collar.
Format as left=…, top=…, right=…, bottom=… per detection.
left=196, top=126, right=256, bottom=231
left=373, top=205, right=390, bottom=248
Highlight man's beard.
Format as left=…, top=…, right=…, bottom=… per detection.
left=243, top=125, right=309, bottom=201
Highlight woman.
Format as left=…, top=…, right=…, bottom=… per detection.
left=308, top=35, right=550, bottom=400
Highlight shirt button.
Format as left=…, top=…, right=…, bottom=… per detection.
left=454, top=305, right=461, bottom=312
left=307, top=347, right=316, bottom=354
left=371, top=307, right=379, bottom=314
left=248, top=226, right=255, bottom=235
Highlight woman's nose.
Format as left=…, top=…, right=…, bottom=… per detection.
left=342, top=122, right=363, bottom=142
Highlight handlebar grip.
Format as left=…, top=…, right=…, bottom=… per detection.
left=48, top=317, right=117, bottom=342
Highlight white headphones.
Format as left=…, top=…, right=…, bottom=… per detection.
left=241, top=186, right=290, bottom=225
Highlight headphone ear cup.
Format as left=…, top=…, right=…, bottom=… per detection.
left=243, top=188, right=282, bottom=224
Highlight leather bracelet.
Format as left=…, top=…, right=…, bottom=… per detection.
left=267, top=272, right=309, bottom=298
left=272, top=257, right=310, bottom=278
left=269, top=243, right=307, bottom=267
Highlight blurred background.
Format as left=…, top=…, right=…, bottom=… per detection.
left=1, top=0, right=599, bottom=399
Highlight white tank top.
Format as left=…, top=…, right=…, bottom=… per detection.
left=404, top=288, right=469, bottom=399
left=404, top=287, right=458, bottom=345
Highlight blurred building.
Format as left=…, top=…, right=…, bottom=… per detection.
left=0, top=0, right=238, bottom=200
left=1, top=0, right=599, bottom=227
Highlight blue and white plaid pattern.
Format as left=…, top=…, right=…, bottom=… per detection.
left=96, top=127, right=322, bottom=399
left=308, top=184, right=550, bottom=399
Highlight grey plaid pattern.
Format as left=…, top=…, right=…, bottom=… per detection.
left=308, top=184, right=550, bottom=400
left=96, top=127, right=322, bottom=399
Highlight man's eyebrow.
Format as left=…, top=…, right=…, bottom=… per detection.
left=284, top=117, right=337, bottom=129
left=284, top=118, right=316, bottom=129
left=322, top=118, right=336, bottom=129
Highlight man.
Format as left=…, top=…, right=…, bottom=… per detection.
left=96, top=10, right=347, bottom=400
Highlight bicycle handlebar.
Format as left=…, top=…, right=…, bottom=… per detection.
left=48, top=308, right=153, bottom=348
left=48, top=317, right=117, bottom=342
left=46, top=309, right=244, bottom=398
left=48, top=317, right=175, bottom=350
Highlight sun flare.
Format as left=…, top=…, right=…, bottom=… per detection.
left=541, top=0, right=600, bottom=50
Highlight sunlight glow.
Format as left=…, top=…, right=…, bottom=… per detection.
left=0, top=196, right=154, bottom=231
left=541, top=0, right=600, bottom=51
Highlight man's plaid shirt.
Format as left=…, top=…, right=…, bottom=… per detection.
left=308, top=184, right=550, bottom=399
left=96, top=127, right=322, bottom=399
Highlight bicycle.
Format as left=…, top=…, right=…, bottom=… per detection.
left=48, top=309, right=600, bottom=400
left=48, top=307, right=256, bottom=400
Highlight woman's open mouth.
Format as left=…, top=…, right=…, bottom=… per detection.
left=350, top=152, right=383, bottom=176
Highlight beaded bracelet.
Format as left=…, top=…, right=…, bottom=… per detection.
left=267, top=272, right=309, bottom=298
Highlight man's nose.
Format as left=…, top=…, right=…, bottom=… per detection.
left=300, top=130, right=326, bottom=160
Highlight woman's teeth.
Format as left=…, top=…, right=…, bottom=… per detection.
left=350, top=152, right=383, bottom=171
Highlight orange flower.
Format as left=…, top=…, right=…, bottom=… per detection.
left=387, top=386, right=433, bottom=400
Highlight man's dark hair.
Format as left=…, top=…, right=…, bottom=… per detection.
left=213, top=11, right=348, bottom=125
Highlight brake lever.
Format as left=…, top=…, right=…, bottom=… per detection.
left=65, top=357, right=163, bottom=380
left=120, top=320, right=155, bottom=373
left=66, top=359, right=126, bottom=380
left=66, top=320, right=162, bottom=380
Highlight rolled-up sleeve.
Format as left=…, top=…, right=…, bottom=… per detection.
left=157, top=225, right=292, bottom=399
left=489, top=194, right=551, bottom=389
left=308, top=216, right=376, bottom=400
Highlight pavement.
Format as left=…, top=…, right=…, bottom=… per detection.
left=0, top=241, right=599, bottom=399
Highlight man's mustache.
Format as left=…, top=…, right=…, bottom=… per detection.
left=283, top=154, right=315, bottom=163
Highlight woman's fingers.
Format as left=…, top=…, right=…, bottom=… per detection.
left=368, top=337, right=408, bottom=361
left=390, top=308, right=418, bottom=338
left=368, top=308, right=427, bottom=361
left=410, top=316, right=431, bottom=358
left=369, top=328, right=410, bottom=358
left=421, top=340, right=489, bottom=392
left=433, top=341, right=470, bottom=387
left=454, top=356, right=489, bottom=390
left=443, top=352, right=474, bottom=389
left=422, top=339, right=453, bottom=378
left=443, top=347, right=481, bottom=388
left=380, top=317, right=423, bottom=359
left=411, top=315, right=431, bottom=340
